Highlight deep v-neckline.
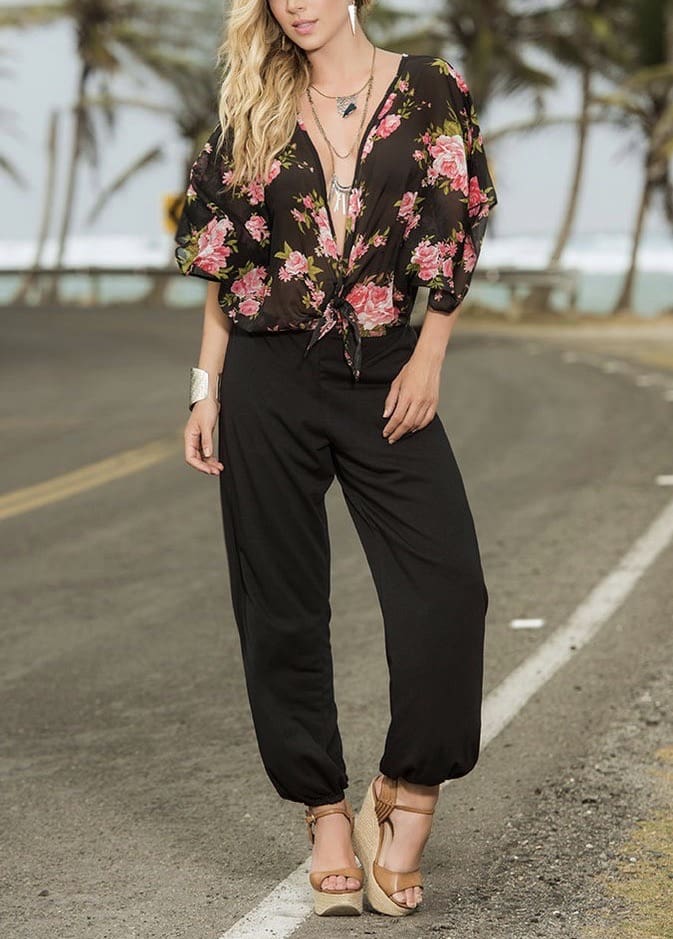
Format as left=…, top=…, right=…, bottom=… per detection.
left=297, top=52, right=408, bottom=270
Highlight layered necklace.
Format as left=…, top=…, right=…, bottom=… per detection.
left=306, top=44, right=377, bottom=216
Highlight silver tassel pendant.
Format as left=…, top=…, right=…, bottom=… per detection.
left=329, top=173, right=351, bottom=215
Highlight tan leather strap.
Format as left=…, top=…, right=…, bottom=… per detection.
left=392, top=803, right=435, bottom=814
left=309, top=865, right=363, bottom=891
left=373, top=860, right=423, bottom=896
left=304, top=800, right=354, bottom=845
left=374, top=775, right=436, bottom=826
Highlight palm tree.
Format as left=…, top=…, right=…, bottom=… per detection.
left=509, top=0, right=630, bottom=312
left=2, top=0, right=222, bottom=303
left=591, top=0, right=673, bottom=314
left=0, top=46, right=28, bottom=185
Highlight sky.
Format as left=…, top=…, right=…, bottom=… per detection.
left=1, top=1, right=669, bottom=256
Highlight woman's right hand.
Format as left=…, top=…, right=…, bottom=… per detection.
left=184, top=399, right=224, bottom=476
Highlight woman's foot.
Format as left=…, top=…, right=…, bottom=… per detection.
left=307, top=799, right=361, bottom=893
left=372, top=774, right=439, bottom=909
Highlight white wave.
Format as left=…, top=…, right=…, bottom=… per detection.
left=1, top=232, right=672, bottom=274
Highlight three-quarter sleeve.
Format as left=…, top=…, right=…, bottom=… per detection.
left=410, top=58, right=498, bottom=313
left=174, top=123, right=271, bottom=309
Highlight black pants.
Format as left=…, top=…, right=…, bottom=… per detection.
left=217, top=322, right=488, bottom=807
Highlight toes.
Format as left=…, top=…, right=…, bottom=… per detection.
left=322, top=874, right=356, bottom=892
left=324, top=875, right=344, bottom=892
left=392, top=888, right=417, bottom=908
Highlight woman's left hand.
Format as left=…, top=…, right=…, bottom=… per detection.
left=382, top=349, right=442, bottom=443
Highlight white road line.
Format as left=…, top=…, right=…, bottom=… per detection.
left=510, top=617, right=546, bottom=629
left=481, top=495, right=673, bottom=746
left=218, top=494, right=673, bottom=939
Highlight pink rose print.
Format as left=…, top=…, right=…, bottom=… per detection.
left=246, top=179, right=265, bottom=205
left=245, top=214, right=270, bottom=242
left=448, top=66, right=470, bottom=95
left=319, top=231, right=340, bottom=261
left=404, top=213, right=421, bottom=240
left=314, top=207, right=339, bottom=259
left=378, top=92, right=396, bottom=119
left=266, top=159, right=281, bottom=183
left=314, top=206, right=330, bottom=232
left=377, top=114, right=401, bottom=139
left=348, top=187, right=363, bottom=224
left=232, top=265, right=267, bottom=299
left=239, top=298, right=261, bottom=318
left=362, top=126, right=377, bottom=158
left=345, top=280, right=398, bottom=331
left=442, top=257, right=454, bottom=280
left=371, top=233, right=387, bottom=248
left=428, top=135, right=468, bottom=193
left=468, top=175, right=491, bottom=219
left=302, top=194, right=315, bottom=209
left=397, top=191, right=418, bottom=221
left=308, top=281, right=325, bottom=307
left=461, top=120, right=475, bottom=154
left=284, top=251, right=310, bottom=278
left=194, top=217, right=234, bottom=274
left=463, top=236, right=477, bottom=273
left=411, top=241, right=441, bottom=281
left=398, top=78, right=409, bottom=92
left=348, top=235, right=369, bottom=267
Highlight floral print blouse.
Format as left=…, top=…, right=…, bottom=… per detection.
left=174, top=53, right=498, bottom=380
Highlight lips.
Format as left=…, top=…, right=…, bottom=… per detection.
left=293, top=19, right=317, bottom=28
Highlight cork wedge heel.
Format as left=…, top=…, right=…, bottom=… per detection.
left=352, top=774, right=435, bottom=916
left=305, top=800, right=363, bottom=916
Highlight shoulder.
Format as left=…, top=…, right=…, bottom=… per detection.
left=407, top=53, right=472, bottom=100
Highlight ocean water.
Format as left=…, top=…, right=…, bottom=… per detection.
left=1, top=232, right=671, bottom=316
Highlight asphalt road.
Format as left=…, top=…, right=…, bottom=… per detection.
left=1, top=305, right=672, bottom=939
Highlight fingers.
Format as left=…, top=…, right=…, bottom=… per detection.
left=184, top=421, right=224, bottom=476
left=383, top=396, right=436, bottom=444
left=382, top=383, right=399, bottom=420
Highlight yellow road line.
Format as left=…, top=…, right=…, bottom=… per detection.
left=0, top=431, right=183, bottom=522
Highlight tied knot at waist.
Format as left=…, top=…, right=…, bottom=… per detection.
left=303, top=293, right=362, bottom=381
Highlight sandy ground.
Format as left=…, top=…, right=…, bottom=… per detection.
left=455, top=308, right=673, bottom=373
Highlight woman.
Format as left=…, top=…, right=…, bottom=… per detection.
left=175, top=0, right=497, bottom=920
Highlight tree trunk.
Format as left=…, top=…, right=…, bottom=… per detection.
left=12, top=111, right=60, bottom=306
left=48, top=62, right=90, bottom=304
left=611, top=166, right=651, bottom=315
left=523, top=65, right=592, bottom=315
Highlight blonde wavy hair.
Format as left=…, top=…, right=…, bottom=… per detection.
left=215, top=0, right=374, bottom=187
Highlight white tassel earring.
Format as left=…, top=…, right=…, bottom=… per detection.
left=348, top=2, right=357, bottom=34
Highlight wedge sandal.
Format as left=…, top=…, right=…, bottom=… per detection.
left=305, top=800, right=363, bottom=916
left=352, top=774, right=435, bottom=916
